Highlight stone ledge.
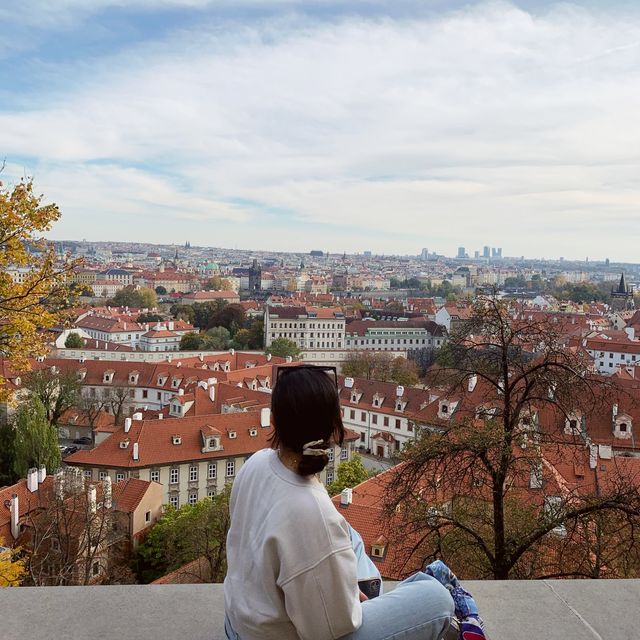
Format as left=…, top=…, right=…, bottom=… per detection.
left=1, top=580, right=638, bottom=640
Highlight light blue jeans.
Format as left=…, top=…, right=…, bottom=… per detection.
left=224, top=571, right=454, bottom=640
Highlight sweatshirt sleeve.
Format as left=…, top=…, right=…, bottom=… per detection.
left=280, top=546, right=362, bottom=640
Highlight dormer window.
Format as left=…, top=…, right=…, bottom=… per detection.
left=249, top=428, right=257, bottom=437
left=157, top=376, right=167, bottom=386
left=172, top=435, right=182, bottom=445
left=372, top=394, right=384, bottom=408
left=128, top=371, right=139, bottom=385
left=103, top=371, right=114, bottom=384
left=228, top=430, right=237, bottom=439
left=370, top=536, right=387, bottom=559
left=119, top=439, right=130, bottom=449
left=395, top=400, right=406, bottom=412
left=171, top=377, right=181, bottom=388
left=614, top=414, right=633, bottom=440
left=564, top=414, right=582, bottom=435
left=77, top=370, right=87, bottom=381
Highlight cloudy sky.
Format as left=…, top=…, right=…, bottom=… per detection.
left=2, top=1, right=639, bottom=260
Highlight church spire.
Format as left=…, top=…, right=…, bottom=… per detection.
left=618, top=272, right=627, bottom=294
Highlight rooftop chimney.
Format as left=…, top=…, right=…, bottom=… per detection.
left=27, top=467, right=38, bottom=493
left=10, top=494, right=20, bottom=539
left=38, top=465, right=46, bottom=484
left=168, top=321, right=174, bottom=331
left=133, top=442, right=139, bottom=461
left=132, top=412, right=143, bottom=420
left=178, top=388, right=184, bottom=396
left=396, top=385, right=404, bottom=398
left=260, top=407, right=271, bottom=428
left=340, top=488, right=353, bottom=507
left=124, top=417, right=132, bottom=433
left=625, top=327, right=635, bottom=341
left=209, top=385, right=215, bottom=402
left=468, top=374, right=478, bottom=393
left=54, top=469, right=64, bottom=500
left=344, top=377, right=354, bottom=389
left=103, top=476, right=112, bottom=509
left=88, top=485, right=97, bottom=514
left=266, top=353, right=272, bottom=362
left=158, top=413, right=163, bottom=420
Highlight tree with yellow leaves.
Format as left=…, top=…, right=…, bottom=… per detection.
left=0, top=539, right=26, bottom=587
left=0, top=176, right=79, bottom=396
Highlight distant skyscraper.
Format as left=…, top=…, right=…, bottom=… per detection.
left=474, top=250, right=480, bottom=259
left=483, top=246, right=490, bottom=258
left=497, top=247, right=503, bottom=258
left=457, top=247, right=466, bottom=259
left=421, top=248, right=428, bottom=261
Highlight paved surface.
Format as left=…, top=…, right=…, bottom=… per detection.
left=1, top=580, right=637, bottom=640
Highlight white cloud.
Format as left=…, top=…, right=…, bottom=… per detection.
left=3, top=1, right=640, bottom=258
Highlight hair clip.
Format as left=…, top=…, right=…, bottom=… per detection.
left=302, top=439, right=331, bottom=456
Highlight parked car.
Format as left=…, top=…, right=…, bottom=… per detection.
left=72, top=437, right=92, bottom=445
left=62, top=445, right=79, bottom=456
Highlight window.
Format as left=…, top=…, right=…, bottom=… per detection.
left=84, top=470, right=92, bottom=480
left=328, top=449, right=334, bottom=462
left=169, top=495, right=179, bottom=508
left=157, top=392, right=161, bottom=400
left=350, top=409, right=355, bottom=420
left=372, top=415, right=378, bottom=425
left=619, top=422, right=628, bottom=432
left=92, top=561, right=100, bottom=577
left=395, top=419, right=401, bottom=429
left=142, top=390, right=148, bottom=399
left=189, top=465, right=198, bottom=482
left=326, top=471, right=334, bottom=484
left=150, top=470, right=160, bottom=482
left=340, top=447, right=348, bottom=460
left=99, top=471, right=107, bottom=481
left=170, top=468, right=179, bottom=484
left=116, top=472, right=125, bottom=482
left=407, top=422, right=413, bottom=432
left=360, top=432, right=366, bottom=443
left=226, top=461, right=235, bottom=477
left=207, top=488, right=216, bottom=498
left=383, top=417, right=389, bottom=427
left=145, top=510, right=151, bottom=523
left=361, top=412, right=366, bottom=422
left=188, top=492, right=198, bottom=505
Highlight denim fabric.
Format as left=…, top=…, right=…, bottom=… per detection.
left=342, top=572, right=455, bottom=640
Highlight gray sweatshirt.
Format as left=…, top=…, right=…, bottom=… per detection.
left=224, top=448, right=362, bottom=639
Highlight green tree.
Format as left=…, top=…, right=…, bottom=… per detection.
left=180, top=332, right=204, bottom=351
left=13, top=397, right=61, bottom=478
left=25, top=368, right=81, bottom=426
left=328, top=454, right=370, bottom=496
left=137, top=312, right=164, bottom=324
left=265, top=338, right=301, bottom=359
left=230, top=328, right=251, bottom=349
left=135, top=488, right=231, bottom=583
left=203, top=326, right=231, bottom=350
left=0, top=422, right=17, bottom=486
left=212, top=304, right=246, bottom=333
left=111, top=286, right=157, bottom=309
left=390, top=357, right=419, bottom=387
left=342, top=352, right=394, bottom=382
left=205, top=275, right=223, bottom=290
left=155, top=286, right=167, bottom=295
left=247, top=318, right=264, bottom=349
left=170, top=303, right=195, bottom=324
left=64, top=332, right=83, bottom=348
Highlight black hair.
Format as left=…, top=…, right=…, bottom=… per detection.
left=270, top=366, right=345, bottom=476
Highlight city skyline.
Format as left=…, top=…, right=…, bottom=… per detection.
left=2, top=1, right=640, bottom=260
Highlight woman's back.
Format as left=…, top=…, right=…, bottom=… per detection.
left=224, top=448, right=361, bottom=640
